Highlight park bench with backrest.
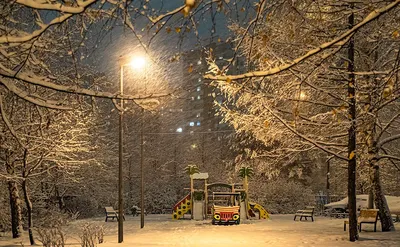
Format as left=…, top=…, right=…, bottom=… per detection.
left=105, top=207, right=118, bottom=222
left=358, top=209, right=379, bottom=232
left=343, top=209, right=379, bottom=231
left=294, top=206, right=315, bottom=222
left=104, top=207, right=125, bottom=222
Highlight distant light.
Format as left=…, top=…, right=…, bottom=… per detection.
left=197, top=60, right=202, bottom=65
left=197, top=86, right=201, bottom=92
left=197, top=95, right=201, bottom=100
left=189, top=122, right=195, bottom=126
left=196, top=121, right=201, bottom=126
left=176, top=127, right=183, bottom=133
left=191, top=144, right=197, bottom=149
left=128, top=56, right=146, bottom=70
left=299, top=91, right=307, bottom=100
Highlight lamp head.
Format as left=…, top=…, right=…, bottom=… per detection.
left=119, top=55, right=147, bottom=69
left=129, top=56, right=146, bottom=70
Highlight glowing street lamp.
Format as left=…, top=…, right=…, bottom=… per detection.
left=299, top=91, right=307, bottom=100
left=117, top=54, right=148, bottom=243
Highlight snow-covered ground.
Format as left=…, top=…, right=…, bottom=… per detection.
left=1, top=214, right=400, bottom=246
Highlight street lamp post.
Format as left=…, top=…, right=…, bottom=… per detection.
left=118, top=65, right=124, bottom=243
left=118, top=55, right=147, bottom=242
left=140, top=107, right=144, bottom=228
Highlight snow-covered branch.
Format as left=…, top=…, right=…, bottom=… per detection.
left=204, top=0, right=400, bottom=81
left=377, top=133, right=400, bottom=149
left=15, top=0, right=97, bottom=14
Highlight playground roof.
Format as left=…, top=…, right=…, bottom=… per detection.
left=212, top=192, right=241, bottom=196
left=192, top=173, right=209, bottom=179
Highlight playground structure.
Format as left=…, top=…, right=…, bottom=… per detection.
left=172, top=172, right=270, bottom=221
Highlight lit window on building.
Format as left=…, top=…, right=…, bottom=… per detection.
left=196, top=113, right=200, bottom=118
left=197, top=121, right=201, bottom=126
left=176, top=127, right=183, bottom=133
left=197, top=95, right=201, bottom=100
left=197, top=60, right=202, bottom=65
left=197, top=86, right=201, bottom=92
left=219, top=56, right=223, bottom=60
left=189, top=122, right=195, bottom=126
left=198, top=78, right=202, bottom=83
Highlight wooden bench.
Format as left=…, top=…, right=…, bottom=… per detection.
left=358, top=209, right=379, bottom=232
left=344, top=209, right=379, bottom=232
left=105, top=207, right=125, bottom=222
left=105, top=207, right=118, bottom=222
left=294, top=206, right=315, bottom=222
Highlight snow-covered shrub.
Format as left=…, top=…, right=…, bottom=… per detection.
left=33, top=205, right=71, bottom=228
left=250, top=178, right=314, bottom=214
left=36, top=226, right=66, bottom=247
left=0, top=182, right=10, bottom=233
left=79, top=224, right=104, bottom=247
left=63, top=196, right=100, bottom=219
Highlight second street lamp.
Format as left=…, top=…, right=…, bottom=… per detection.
left=118, top=55, right=147, bottom=243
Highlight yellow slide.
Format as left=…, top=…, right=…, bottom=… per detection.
left=249, top=202, right=270, bottom=219
left=172, top=193, right=192, bottom=220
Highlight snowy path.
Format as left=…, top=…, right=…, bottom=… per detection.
left=1, top=214, right=399, bottom=246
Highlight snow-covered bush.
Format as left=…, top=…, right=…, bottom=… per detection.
left=36, top=226, right=66, bottom=247
left=0, top=181, right=10, bottom=233
left=250, top=178, right=314, bottom=214
left=79, top=224, right=104, bottom=247
left=63, top=197, right=100, bottom=219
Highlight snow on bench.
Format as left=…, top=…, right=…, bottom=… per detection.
left=294, top=206, right=315, bottom=222
left=358, top=209, right=379, bottom=232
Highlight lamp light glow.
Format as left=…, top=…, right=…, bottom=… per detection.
left=129, top=56, right=146, bottom=69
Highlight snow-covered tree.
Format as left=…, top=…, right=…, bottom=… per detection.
left=205, top=0, right=400, bottom=241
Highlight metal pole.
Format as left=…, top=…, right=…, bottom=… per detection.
left=140, top=107, right=144, bottom=228
left=118, top=66, right=124, bottom=243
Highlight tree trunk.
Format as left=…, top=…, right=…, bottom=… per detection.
left=8, top=180, right=23, bottom=238
left=326, top=159, right=331, bottom=204
left=22, top=179, right=35, bottom=245
left=371, top=163, right=395, bottom=231
left=347, top=4, right=358, bottom=241
left=368, top=189, right=374, bottom=209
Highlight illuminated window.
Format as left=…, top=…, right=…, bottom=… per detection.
left=176, top=128, right=183, bottom=133
left=197, top=60, right=202, bottom=65
left=196, top=113, right=200, bottom=118
left=197, top=95, right=201, bottom=100
left=189, top=122, right=195, bottom=126
left=196, top=121, right=201, bottom=126
left=197, top=86, right=201, bottom=92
